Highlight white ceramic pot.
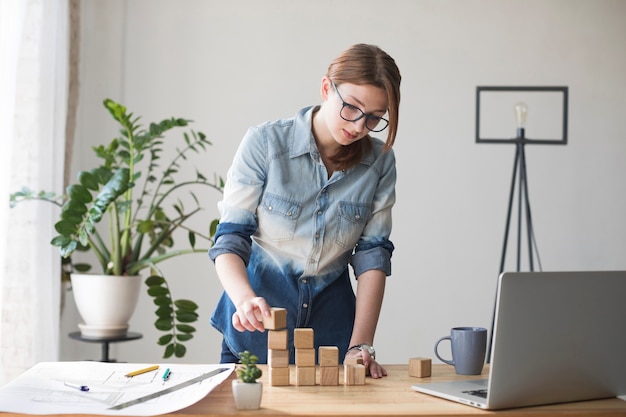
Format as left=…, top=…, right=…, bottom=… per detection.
left=232, top=380, right=263, bottom=410
left=70, top=273, right=142, bottom=338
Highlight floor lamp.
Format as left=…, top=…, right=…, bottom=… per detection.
left=476, top=86, right=569, bottom=361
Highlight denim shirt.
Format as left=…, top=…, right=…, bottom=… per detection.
left=209, top=105, right=396, bottom=363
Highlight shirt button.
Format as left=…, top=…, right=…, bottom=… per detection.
left=268, top=206, right=273, bottom=211
left=287, top=211, right=292, bottom=216
left=355, top=214, right=360, bottom=219
left=303, top=303, right=308, bottom=308
left=317, top=210, right=322, bottom=215
left=314, top=233, right=319, bottom=239
left=302, top=279, right=307, bottom=284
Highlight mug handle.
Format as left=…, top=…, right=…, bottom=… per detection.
left=434, top=336, right=455, bottom=366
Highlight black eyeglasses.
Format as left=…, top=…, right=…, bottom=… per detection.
left=331, top=82, right=389, bottom=133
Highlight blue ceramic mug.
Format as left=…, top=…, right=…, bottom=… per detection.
left=434, top=327, right=487, bottom=375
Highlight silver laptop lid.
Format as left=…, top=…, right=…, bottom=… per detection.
left=487, top=270, right=626, bottom=409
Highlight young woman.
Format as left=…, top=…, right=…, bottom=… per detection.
left=209, top=44, right=401, bottom=379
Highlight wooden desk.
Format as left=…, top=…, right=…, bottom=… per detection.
left=1, top=365, right=624, bottom=416
left=169, top=364, right=626, bottom=417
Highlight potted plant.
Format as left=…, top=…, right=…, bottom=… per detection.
left=232, top=350, right=263, bottom=410
left=9, top=98, right=223, bottom=358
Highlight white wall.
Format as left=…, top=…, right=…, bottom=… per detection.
left=60, top=0, right=626, bottom=365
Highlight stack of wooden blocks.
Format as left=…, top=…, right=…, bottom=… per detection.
left=264, top=307, right=290, bottom=386
left=263, top=307, right=364, bottom=386
left=343, top=356, right=366, bottom=385
left=318, top=346, right=339, bottom=386
left=294, top=328, right=316, bottom=386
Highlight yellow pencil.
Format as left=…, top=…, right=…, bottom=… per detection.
left=125, top=365, right=159, bottom=377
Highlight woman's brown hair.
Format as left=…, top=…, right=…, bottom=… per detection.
left=326, top=44, right=401, bottom=170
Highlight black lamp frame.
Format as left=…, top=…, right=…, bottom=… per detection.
left=476, top=86, right=569, bottom=361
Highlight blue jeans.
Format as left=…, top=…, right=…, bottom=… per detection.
left=220, top=339, right=239, bottom=363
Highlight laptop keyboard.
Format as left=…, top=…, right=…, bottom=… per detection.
left=462, top=389, right=488, bottom=399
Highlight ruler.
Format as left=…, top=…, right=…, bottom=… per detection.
left=108, top=367, right=230, bottom=410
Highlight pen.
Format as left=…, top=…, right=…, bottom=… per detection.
left=162, top=368, right=171, bottom=381
left=64, top=382, right=90, bottom=392
left=125, top=365, right=160, bottom=377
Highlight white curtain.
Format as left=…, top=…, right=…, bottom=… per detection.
left=0, top=0, right=68, bottom=384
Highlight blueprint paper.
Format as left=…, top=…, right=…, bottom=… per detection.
left=0, top=361, right=234, bottom=415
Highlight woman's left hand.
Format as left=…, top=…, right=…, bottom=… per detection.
left=345, top=348, right=387, bottom=379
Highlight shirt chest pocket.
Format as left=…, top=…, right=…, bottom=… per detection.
left=258, top=193, right=302, bottom=241
left=336, top=202, right=372, bottom=249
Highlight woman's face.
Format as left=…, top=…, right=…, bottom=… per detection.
left=322, top=78, right=388, bottom=147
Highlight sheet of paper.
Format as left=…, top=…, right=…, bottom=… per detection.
left=0, top=361, right=234, bottom=415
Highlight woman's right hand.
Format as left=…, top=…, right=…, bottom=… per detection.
left=232, top=296, right=271, bottom=332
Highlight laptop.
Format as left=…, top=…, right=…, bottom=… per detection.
left=412, top=271, right=626, bottom=410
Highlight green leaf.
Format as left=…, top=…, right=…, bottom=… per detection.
left=54, top=219, right=76, bottom=236
left=59, top=240, right=77, bottom=258
left=158, top=334, right=173, bottom=345
left=163, top=344, right=174, bottom=359
left=175, top=312, right=199, bottom=323
left=51, top=235, right=72, bottom=247
left=176, top=324, right=196, bottom=333
left=147, top=286, right=169, bottom=297
left=153, top=296, right=171, bottom=306
left=137, top=220, right=154, bottom=233
left=176, top=333, right=193, bottom=342
left=73, top=263, right=92, bottom=272
left=78, top=171, right=100, bottom=190
left=174, top=344, right=187, bottom=358
left=188, top=231, right=196, bottom=248
left=209, top=219, right=219, bottom=238
left=67, top=184, right=93, bottom=204
left=174, top=299, right=198, bottom=311
left=145, top=275, right=165, bottom=286
left=155, top=318, right=173, bottom=331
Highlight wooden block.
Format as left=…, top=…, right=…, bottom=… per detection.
left=268, top=366, right=290, bottom=386
left=268, top=329, right=288, bottom=350
left=320, top=365, right=339, bottom=386
left=343, top=356, right=363, bottom=366
left=267, top=348, right=289, bottom=368
left=295, top=348, right=316, bottom=367
left=295, top=366, right=316, bottom=386
left=263, top=307, right=287, bottom=330
left=318, top=346, right=339, bottom=367
left=409, top=357, right=432, bottom=378
left=344, top=364, right=366, bottom=385
left=294, top=328, right=314, bottom=348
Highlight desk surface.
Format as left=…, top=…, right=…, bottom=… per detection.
left=171, top=364, right=626, bottom=417
left=2, top=365, right=625, bottom=417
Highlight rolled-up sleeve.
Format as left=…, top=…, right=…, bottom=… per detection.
left=208, top=126, right=267, bottom=264
left=208, top=222, right=257, bottom=265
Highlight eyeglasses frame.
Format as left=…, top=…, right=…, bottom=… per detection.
left=331, top=81, right=389, bottom=133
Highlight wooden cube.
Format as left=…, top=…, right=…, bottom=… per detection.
left=267, top=348, right=289, bottom=368
left=320, top=365, right=339, bottom=386
left=268, top=329, right=288, bottom=350
left=344, top=364, right=366, bottom=385
left=318, top=346, right=339, bottom=367
left=295, top=348, right=316, bottom=367
left=295, top=366, right=316, bottom=386
left=268, top=366, right=290, bottom=386
left=263, top=307, right=287, bottom=330
left=343, top=356, right=364, bottom=366
left=409, top=357, right=432, bottom=378
left=294, top=328, right=314, bottom=348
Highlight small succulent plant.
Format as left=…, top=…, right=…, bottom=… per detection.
left=236, top=351, right=263, bottom=383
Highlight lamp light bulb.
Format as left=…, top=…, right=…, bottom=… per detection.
left=514, top=102, right=528, bottom=128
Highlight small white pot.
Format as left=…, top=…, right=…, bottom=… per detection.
left=232, top=380, right=262, bottom=410
left=71, top=273, right=142, bottom=338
